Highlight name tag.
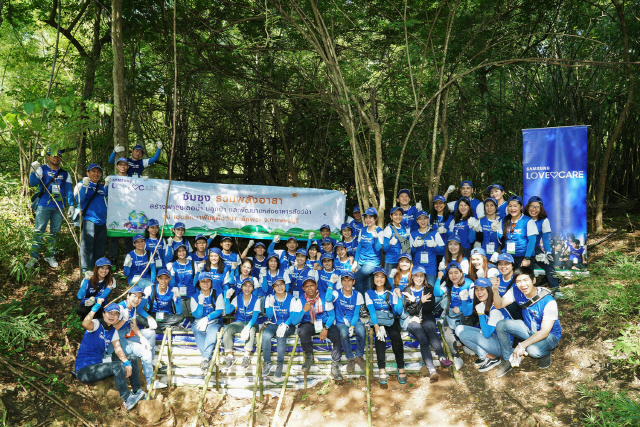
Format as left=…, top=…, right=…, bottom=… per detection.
left=420, top=252, right=429, bottom=264
left=155, top=259, right=163, bottom=268
left=486, top=243, right=495, bottom=254
left=293, top=291, right=300, bottom=298
left=180, top=286, right=187, bottom=296
left=314, top=319, right=323, bottom=333
left=156, top=312, right=165, bottom=321
left=573, top=258, right=578, bottom=264
left=102, top=354, right=112, bottom=364
left=506, top=241, right=516, bottom=254
left=51, top=184, right=60, bottom=194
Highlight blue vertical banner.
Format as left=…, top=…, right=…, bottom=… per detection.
left=523, top=126, right=588, bottom=269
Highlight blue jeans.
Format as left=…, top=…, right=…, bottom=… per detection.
left=31, top=206, right=63, bottom=258
left=532, top=247, right=560, bottom=290
left=261, top=323, right=296, bottom=365
left=81, top=220, right=107, bottom=271
left=384, top=262, right=398, bottom=274
left=76, top=354, right=141, bottom=402
left=354, top=263, right=378, bottom=296
left=456, top=325, right=503, bottom=360
left=106, top=326, right=156, bottom=384
left=192, top=320, right=222, bottom=360
left=496, top=319, right=560, bottom=360
left=337, top=322, right=365, bottom=359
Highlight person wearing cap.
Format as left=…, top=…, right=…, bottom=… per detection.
left=365, top=267, right=406, bottom=385
left=222, top=277, right=262, bottom=370
left=437, top=235, right=470, bottom=276
left=486, top=184, right=508, bottom=219
left=389, top=253, right=413, bottom=291
left=76, top=257, right=117, bottom=318
left=491, top=266, right=562, bottom=377
left=105, top=157, right=132, bottom=264
left=113, top=287, right=159, bottom=389
left=229, top=259, right=259, bottom=298
left=287, top=249, right=317, bottom=299
left=524, top=197, right=562, bottom=297
left=468, top=247, right=499, bottom=282
left=353, top=207, right=384, bottom=297
left=141, top=218, right=165, bottom=269
left=75, top=302, right=146, bottom=410
left=298, top=276, right=343, bottom=380
left=410, top=211, right=445, bottom=287
left=340, top=222, right=358, bottom=258
left=334, top=242, right=354, bottom=276
left=77, top=163, right=109, bottom=271
left=307, top=224, right=337, bottom=253
left=108, top=141, right=162, bottom=177
left=123, top=234, right=157, bottom=288
left=433, top=261, right=474, bottom=370
left=259, top=253, right=291, bottom=296
left=488, top=253, right=522, bottom=321
left=139, top=269, right=184, bottom=333
left=428, top=195, right=454, bottom=267
left=219, top=236, right=241, bottom=273
left=444, top=181, right=485, bottom=219
left=349, top=206, right=365, bottom=235
left=239, top=240, right=268, bottom=278
left=306, top=242, right=321, bottom=270
left=27, top=147, right=74, bottom=269
left=448, top=197, right=481, bottom=259
left=492, top=195, right=538, bottom=268
left=198, top=248, right=231, bottom=297
left=262, top=276, right=304, bottom=379
left=326, top=271, right=366, bottom=374
left=317, top=253, right=340, bottom=295
left=383, top=206, right=411, bottom=272
left=168, top=243, right=196, bottom=309
left=396, top=189, right=421, bottom=232
left=455, top=277, right=512, bottom=373
left=191, top=272, right=225, bottom=372
left=402, top=266, right=452, bottom=381
left=267, top=235, right=298, bottom=270
left=190, top=234, right=215, bottom=265
left=163, top=222, right=193, bottom=265
left=479, top=198, right=501, bottom=257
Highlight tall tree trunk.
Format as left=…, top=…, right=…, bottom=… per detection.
left=112, top=0, right=127, bottom=150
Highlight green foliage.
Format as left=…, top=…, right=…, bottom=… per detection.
left=0, top=298, right=50, bottom=356
left=578, top=384, right=640, bottom=427
left=610, top=325, right=640, bottom=366
left=62, top=311, right=84, bottom=338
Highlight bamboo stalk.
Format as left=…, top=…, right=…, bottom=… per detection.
left=271, top=334, right=299, bottom=427
left=192, top=327, right=224, bottom=427
left=147, top=330, right=168, bottom=398
left=167, top=328, right=173, bottom=388
left=365, top=329, right=372, bottom=427
left=437, top=322, right=459, bottom=383
left=249, top=330, right=264, bottom=427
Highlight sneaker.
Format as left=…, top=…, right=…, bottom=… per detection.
left=478, top=357, right=501, bottom=372
left=553, top=290, right=566, bottom=300
left=346, top=359, right=356, bottom=374
left=241, top=356, right=251, bottom=369
left=273, top=364, right=284, bottom=379
left=439, top=358, right=452, bottom=368
left=125, top=389, right=146, bottom=411
left=301, top=352, right=314, bottom=372
left=355, top=356, right=366, bottom=372
left=224, top=356, right=235, bottom=370
left=538, top=353, right=552, bottom=369
left=200, top=358, right=210, bottom=372
left=359, top=306, right=369, bottom=318
left=262, top=362, right=273, bottom=376
left=331, top=361, right=343, bottom=380
left=44, top=256, right=59, bottom=268
left=474, top=358, right=485, bottom=367
left=152, top=380, right=167, bottom=389
left=25, top=258, right=37, bottom=269
left=429, top=370, right=439, bottom=382
left=496, top=360, right=512, bottom=378
left=453, top=357, right=464, bottom=370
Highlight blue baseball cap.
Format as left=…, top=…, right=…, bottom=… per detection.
left=157, top=268, right=171, bottom=278
left=296, top=248, right=308, bottom=257
left=220, top=236, right=232, bottom=242
left=211, top=247, right=222, bottom=256
left=194, top=234, right=208, bottom=242
left=104, top=303, right=120, bottom=313
left=372, top=267, right=388, bottom=277
left=302, top=275, right=317, bottom=284
left=132, top=144, right=145, bottom=152
left=484, top=197, right=499, bottom=207
left=86, top=163, right=102, bottom=172
left=445, top=261, right=463, bottom=273
left=129, top=286, right=144, bottom=294
left=267, top=252, right=280, bottom=261
left=497, top=253, right=515, bottom=264
left=335, top=241, right=347, bottom=248
left=341, top=223, right=354, bottom=231
left=132, top=234, right=145, bottom=243
left=412, top=265, right=426, bottom=275
left=340, top=271, right=355, bottom=279
left=320, top=252, right=334, bottom=261
left=416, top=210, right=428, bottom=219
left=390, top=206, right=401, bottom=215
left=461, top=180, right=473, bottom=188
left=448, top=235, right=462, bottom=244
left=173, top=243, right=187, bottom=253
left=272, top=275, right=286, bottom=286
left=320, top=224, right=331, bottom=231
left=474, top=278, right=492, bottom=288
left=508, top=195, right=523, bottom=204
left=470, top=247, right=486, bottom=257
left=397, top=189, right=410, bottom=197
left=147, top=218, right=159, bottom=227
left=255, top=242, right=266, bottom=248
left=321, top=237, right=333, bottom=245
left=527, top=196, right=543, bottom=204
left=399, top=252, right=412, bottom=262
left=287, top=236, right=298, bottom=242
left=116, top=157, right=129, bottom=164
left=458, top=196, right=471, bottom=205
left=353, top=206, right=361, bottom=213
left=173, top=222, right=186, bottom=230
left=364, top=207, right=378, bottom=216
left=46, top=147, right=63, bottom=156
left=486, top=184, right=504, bottom=192
left=241, top=277, right=255, bottom=286
left=197, top=272, right=211, bottom=281
left=433, top=195, right=446, bottom=203
left=95, top=257, right=111, bottom=267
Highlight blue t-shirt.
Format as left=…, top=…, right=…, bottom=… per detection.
left=480, top=217, right=500, bottom=254
left=507, top=287, right=562, bottom=340
left=146, top=238, right=165, bottom=268
left=410, top=229, right=443, bottom=275
left=145, top=284, right=180, bottom=314
left=75, top=320, right=118, bottom=371
left=383, top=224, right=410, bottom=264
left=343, top=238, right=358, bottom=257
left=328, top=290, right=364, bottom=325
left=108, top=149, right=161, bottom=177
left=30, top=165, right=73, bottom=209
left=169, top=259, right=196, bottom=297
left=355, top=227, right=383, bottom=267
left=400, top=206, right=419, bottom=232
left=497, top=215, right=538, bottom=257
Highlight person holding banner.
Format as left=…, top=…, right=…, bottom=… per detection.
left=492, top=196, right=538, bottom=268
left=383, top=206, right=411, bottom=272
left=349, top=206, right=365, bottom=235
left=353, top=207, right=384, bottom=298
left=444, top=181, right=484, bottom=219
left=123, top=234, right=157, bottom=288
left=288, top=249, right=317, bottom=299
left=486, top=184, right=508, bottom=219
left=138, top=269, right=184, bottom=331
left=108, top=142, right=162, bottom=177
left=222, top=277, right=261, bottom=370
left=340, top=223, right=358, bottom=257
left=106, top=157, right=132, bottom=265
left=144, top=219, right=165, bottom=269
left=479, top=198, right=501, bottom=257
left=164, top=223, right=193, bottom=265
left=191, top=272, right=225, bottom=372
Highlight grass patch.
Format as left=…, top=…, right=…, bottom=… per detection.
left=578, top=384, right=640, bottom=426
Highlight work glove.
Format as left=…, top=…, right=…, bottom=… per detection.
left=147, top=316, right=158, bottom=329
left=416, top=201, right=423, bottom=211
left=260, top=267, right=267, bottom=275
left=171, top=287, right=181, bottom=298
left=490, top=252, right=499, bottom=263
left=196, top=317, right=209, bottom=331
left=84, top=270, right=93, bottom=280
left=119, top=306, right=130, bottom=322
left=141, top=338, right=152, bottom=351
left=448, top=221, right=456, bottom=232
left=142, top=176, right=148, bottom=181
left=458, top=289, right=469, bottom=301
left=167, top=237, right=174, bottom=246
left=109, top=278, right=117, bottom=289
left=491, top=220, right=500, bottom=232
left=402, top=292, right=416, bottom=302
left=376, top=326, right=386, bottom=342
left=240, top=326, right=251, bottom=342
left=231, top=262, right=238, bottom=270
left=226, top=289, right=235, bottom=299
left=104, top=176, right=111, bottom=186
left=330, top=274, right=339, bottom=284
left=487, top=269, right=500, bottom=279
left=276, top=323, right=288, bottom=338
left=473, top=241, right=482, bottom=249
left=273, top=235, right=281, bottom=243
left=114, top=145, right=125, bottom=153
left=84, top=297, right=96, bottom=307
left=198, top=294, right=205, bottom=305
left=412, top=238, right=424, bottom=248
left=266, top=295, right=275, bottom=307
left=389, top=236, right=398, bottom=245
left=389, top=268, right=397, bottom=279
left=308, top=232, right=315, bottom=240
left=31, top=161, right=41, bottom=172
left=426, top=238, right=437, bottom=248
left=475, top=302, right=486, bottom=314
left=288, top=265, right=295, bottom=274
left=82, top=177, right=90, bottom=186
left=349, top=326, right=355, bottom=337
left=447, top=185, right=456, bottom=193
left=476, top=269, right=485, bottom=278
left=351, top=263, right=358, bottom=273
left=156, top=140, right=163, bottom=149
left=247, top=240, right=254, bottom=248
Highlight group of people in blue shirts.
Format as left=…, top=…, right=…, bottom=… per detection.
left=71, top=177, right=565, bottom=411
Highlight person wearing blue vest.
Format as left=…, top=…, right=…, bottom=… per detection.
left=486, top=184, right=508, bottom=219
left=428, top=196, right=453, bottom=267
left=491, top=195, right=538, bottom=268
left=411, top=211, right=445, bottom=286
left=287, top=249, right=317, bottom=299
left=27, top=148, right=74, bottom=269
left=306, top=242, right=321, bottom=270
left=389, top=253, right=413, bottom=291
left=448, top=197, right=482, bottom=259
left=402, top=266, right=452, bottom=382
left=229, top=259, right=259, bottom=297
left=317, top=253, right=340, bottom=295
left=298, top=276, right=343, bottom=381
left=334, top=242, right=354, bottom=275
left=492, top=266, right=562, bottom=377
left=479, top=197, right=501, bottom=257
left=307, top=224, right=337, bottom=251
left=455, top=278, right=512, bottom=373
left=260, top=253, right=291, bottom=297
left=267, top=235, right=298, bottom=270
left=444, top=181, right=485, bottom=219
left=123, top=234, right=157, bottom=289
left=340, top=223, right=358, bottom=257
left=76, top=257, right=117, bottom=318
left=139, top=269, right=184, bottom=331
left=219, top=236, right=241, bottom=274
left=353, top=207, right=384, bottom=297
left=78, top=163, right=109, bottom=272
left=488, top=253, right=522, bottom=321
left=433, top=261, right=474, bottom=370
left=144, top=219, right=165, bottom=269
left=222, top=277, right=261, bottom=370
left=191, top=272, right=225, bottom=372
left=349, top=206, right=365, bottom=235
left=112, top=287, right=160, bottom=389
left=467, top=247, right=499, bottom=283
left=396, top=189, right=422, bottom=232
left=190, top=234, right=214, bottom=264
left=74, top=303, right=145, bottom=410
left=109, top=142, right=162, bottom=177
left=163, top=222, right=193, bottom=265
left=168, top=243, right=195, bottom=299
left=326, top=271, right=366, bottom=374
left=366, top=267, right=405, bottom=385
left=383, top=206, right=411, bottom=272
left=262, top=276, right=303, bottom=379
left=240, top=240, right=267, bottom=278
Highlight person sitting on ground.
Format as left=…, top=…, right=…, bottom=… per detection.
left=262, top=276, right=303, bottom=379
left=163, top=222, right=193, bottom=265
left=123, top=234, right=157, bottom=289
left=138, top=268, right=184, bottom=331
left=489, top=253, right=523, bottom=320
left=491, top=266, right=562, bottom=377
left=402, top=266, right=452, bottom=382
left=222, top=277, right=261, bottom=371
left=298, top=276, right=343, bottom=381
left=325, top=271, right=366, bottom=374
left=568, top=239, right=586, bottom=270
left=76, top=257, right=116, bottom=318
left=74, top=302, right=145, bottom=410
left=191, top=272, right=225, bottom=372
left=108, top=142, right=162, bottom=177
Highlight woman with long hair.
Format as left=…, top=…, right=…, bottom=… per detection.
left=494, top=195, right=538, bottom=268
left=76, top=257, right=116, bottom=317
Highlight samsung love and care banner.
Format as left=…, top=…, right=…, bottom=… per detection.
left=523, top=125, right=587, bottom=250
left=106, top=178, right=346, bottom=239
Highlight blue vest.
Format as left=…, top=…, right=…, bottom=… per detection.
left=234, top=295, right=259, bottom=323
left=127, top=250, right=152, bottom=279
left=36, top=165, right=70, bottom=209
left=343, top=238, right=358, bottom=257
left=196, top=289, right=218, bottom=318
left=271, top=294, right=297, bottom=324
left=171, top=260, right=196, bottom=297
left=452, top=220, right=472, bottom=249
left=317, top=269, right=335, bottom=295
left=401, top=206, right=419, bottom=232
left=480, top=217, right=500, bottom=253
left=410, top=229, right=440, bottom=275
left=124, top=158, right=145, bottom=177
left=251, top=256, right=267, bottom=278
left=513, top=287, right=562, bottom=339
left=148, top=284, right=177, bottom=314
left=502, top=215, right=534, bottom=256
left=333, top=290, right=361, bottom=324
left=146, top=238, right=165, bottom=267
left=290, top=266, right=311, bottom=294
left=385, top=225, right=410, bottom=263
left=365, top=289, right=394, bottom=314
left=75, top=321, right=117, bottom=371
